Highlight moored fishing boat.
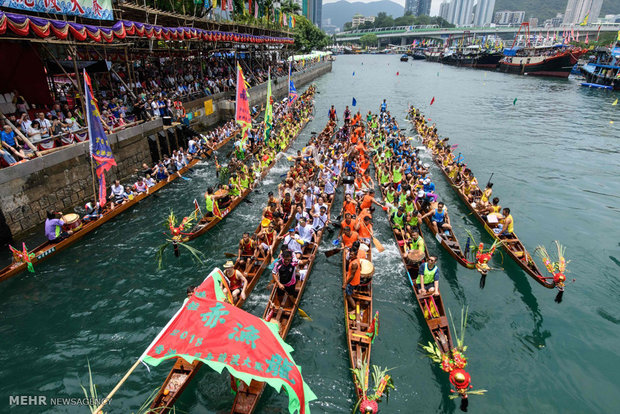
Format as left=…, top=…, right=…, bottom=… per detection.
left=230, top=123, right=340, bottom=414
left=499, top=23, right=585, bottom=78
left=580, top=40, right=620, bottom=90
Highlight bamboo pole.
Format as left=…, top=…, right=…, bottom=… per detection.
left=93, top=358, right=142, bottom=414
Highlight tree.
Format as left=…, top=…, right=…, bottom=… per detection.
left=359, top=33, right=378, bottom=48
left=293, top=15, right=330, bottom=52
left=374, top=12, right=394, bottom=28
left=344, top=21, right=353, bottom=31
left=281, top=0, right=302, bottom=15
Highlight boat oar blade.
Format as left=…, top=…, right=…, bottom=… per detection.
left=372, top=237, right=385, bottom=253
left=224, top=252, right=237, bottom=258
left=298, top=308, right=312, bottom=321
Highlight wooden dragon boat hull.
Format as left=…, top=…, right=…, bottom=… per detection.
left=182, top=119, right=310, bottom=243
left=343, top=247, right=373, bottom=399
left=230, top=124, right=339, bottom=414
left=412, top=120, right=554, bottom=289
left=0, top=155, right=203, bottom=283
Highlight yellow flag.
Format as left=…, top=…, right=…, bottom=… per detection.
left=579, top=14, right=588, bottom=26
left=613, top=98, right=618, bottom=106
left=618, top=30, right=620, bottom=41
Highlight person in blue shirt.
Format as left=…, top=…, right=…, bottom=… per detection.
left=380, top=99, right=387, bottom=113
left=1, top=124, right=26, bottom=162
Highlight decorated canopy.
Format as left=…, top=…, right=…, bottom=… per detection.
left=0, top=0, right=113, bottom=21
left=0, top=11, right=294, bottom=45
left=141, top=268, right=316, bottom=414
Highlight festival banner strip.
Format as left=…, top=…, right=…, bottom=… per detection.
left=0, top=11, right=294, bottom=45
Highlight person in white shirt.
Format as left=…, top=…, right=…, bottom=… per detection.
left=312, top=206, right=329, bottom=231
left=295, top=217, right=315, bottom=245
left=281, top=229, right=303, bottom=259
left=110, top=180, right=125, bottom=206
left=312, top=196, right=328, bottom=216
left=303, top=189, right=314, bottom=213
left=294, top=205, right=309, bottom=225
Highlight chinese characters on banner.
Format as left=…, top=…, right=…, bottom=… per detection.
left=235, top=64, right=252, bottom=143
left=141, top=269, right=316, bottom=414
left=0, top=0, right=113, bottom=20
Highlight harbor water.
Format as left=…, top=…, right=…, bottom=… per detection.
left=1, top=55, right=619, bottom=413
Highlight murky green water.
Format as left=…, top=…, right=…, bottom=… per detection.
left=1, top=55, right=619, bottom=413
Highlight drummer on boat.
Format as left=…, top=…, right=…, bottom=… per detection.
left=45, top=210, right=72, bottom=243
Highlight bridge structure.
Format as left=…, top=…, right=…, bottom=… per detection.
left=334, top=24, right=620, bottom=46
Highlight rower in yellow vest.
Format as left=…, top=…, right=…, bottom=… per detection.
left=416, top=256, right=439, bottom=296
left=204, top=187, right=220, bottom=218
left=500, top=207, right=514, bottom=236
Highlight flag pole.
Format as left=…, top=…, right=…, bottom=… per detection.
left=93, top=358, right=142, bottom=414
left=81, top=68, right=99, bottom=207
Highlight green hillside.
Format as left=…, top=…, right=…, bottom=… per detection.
left=494, top=0, right=620, bottom=21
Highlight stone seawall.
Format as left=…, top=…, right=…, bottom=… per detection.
left=0, top=61, right=332, bottom=243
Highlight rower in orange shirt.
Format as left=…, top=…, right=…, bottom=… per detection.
left=359, top=189, right=383, bottom=211
left=341, top=194, right=358, bottom=218
left=356, top=215, right=373, bottom=246
left=341, top=225, right=359, bottom=249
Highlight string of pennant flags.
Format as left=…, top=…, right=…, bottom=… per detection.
left=203, top=1, right=296, bottom=28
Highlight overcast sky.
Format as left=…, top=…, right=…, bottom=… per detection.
left=322, top=0, right=442, bottom=16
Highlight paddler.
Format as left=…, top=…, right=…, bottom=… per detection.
left=422, top=201, right=452, bottom=235
left=273, top=250, right=298, bottom=304
left=417, top=256, right=440, bottom=296
left=359, top=189, right=384, bottom=211
left=342, top=242, right=362, bottom=318
left=499, top=207, right=514, bottom=237
left=204, top=187, right=221, bottom=217
left=390, top=205, right=407, bottom=239
left=223, top=261, right=248, bottom=302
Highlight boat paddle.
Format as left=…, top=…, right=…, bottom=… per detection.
left=361, top=221, right=385, bottom=253
left=224, top=252, right=237, bottom=258
left=486, top=172, right=494, bottom=187
left=298, top=308, right=312, bottom=321
left=324, top=247, right=343, bottom=258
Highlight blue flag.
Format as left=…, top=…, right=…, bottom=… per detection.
left=352, top=97, right=357, bottom=107
left=85, top=69, right=116, bottom=206
left=288, top=62, right=298, bottom=106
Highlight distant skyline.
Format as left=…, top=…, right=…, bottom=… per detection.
left=322, top=0, right=442, bottom=16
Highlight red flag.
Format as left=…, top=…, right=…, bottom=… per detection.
left=141, top=268, right=316, bottom=413
left=430, top=97, right=435, bottom=106
left=596, top=25, right=601, bottom=41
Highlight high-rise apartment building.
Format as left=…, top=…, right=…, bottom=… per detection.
left=473, top=0, right=495, bottom=26
left=405, top=0, right=432, bottom=16
left=563, top=0, right=603, bottom=25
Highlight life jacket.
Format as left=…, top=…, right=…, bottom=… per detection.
left=417, top=262, right=438, bottom=285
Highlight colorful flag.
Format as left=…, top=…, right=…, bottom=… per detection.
left=352, top=97, right=357, bottom=107
left=430, top=97, right=435, bottom=106
left=613, top=99, right=618, bottom=106
left=264, top=71, right=273, bottom=141
left=235, top=64, right=252, bottom=143
left=141, top=268, right=317, bottom=414
left=579, top=14, right=589, bottom=26
left=85, top=69, right=116, bottom=207
left=585, top=33, right=589, bottom=44
left=288, top=62, right=298, bottom=106
left=254, top=1, right=258, bottom=18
